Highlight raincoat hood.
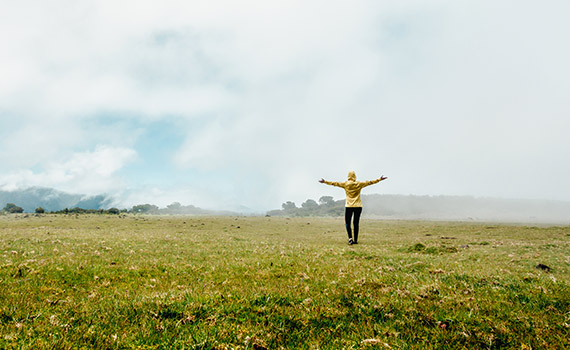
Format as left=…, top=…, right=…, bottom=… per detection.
left=347, top=171, right=357, bottom=181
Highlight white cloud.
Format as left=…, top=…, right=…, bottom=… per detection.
left=0, top=146, right=137, bottom=195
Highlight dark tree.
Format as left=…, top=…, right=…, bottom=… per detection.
left=131, top=204, right=159, bottom=214
left=3, top=203, right=24, bottom=213
left=319, top=196, right=335, bottom=206
left=107, top=208, right=120, bottom=215
left=301, top=199, right=318, bottom=209
left=166, top=202, right=182, bottom=213
left=281, top=201, right=297, bottom=210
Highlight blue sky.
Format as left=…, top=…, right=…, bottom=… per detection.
left=1, top=0, right=570, bottom=211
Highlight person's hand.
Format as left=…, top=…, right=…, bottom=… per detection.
left=380, top=175, right=388, bottom=181
left=319, top=178, right=325, bottom=183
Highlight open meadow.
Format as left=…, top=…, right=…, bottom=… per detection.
left=1, top=214, right=569, bottom=349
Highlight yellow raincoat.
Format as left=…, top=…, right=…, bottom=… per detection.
left=322, top=171, right=384, bottom=207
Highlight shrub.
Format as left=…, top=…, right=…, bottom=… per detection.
left=3, top=203, right=24, bottom=213
left=108, top=208, right=120, bottom=215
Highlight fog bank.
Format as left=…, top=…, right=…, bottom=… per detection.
left=362, top=195, right=570, bottom=224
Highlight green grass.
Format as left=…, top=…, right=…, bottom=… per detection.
left=1, top=215, right=569, bottom=349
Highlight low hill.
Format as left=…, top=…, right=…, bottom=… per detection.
left=0, top=187, right=238, bottom=215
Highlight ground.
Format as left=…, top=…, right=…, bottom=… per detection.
left=1, top=214, right=569, bottom=349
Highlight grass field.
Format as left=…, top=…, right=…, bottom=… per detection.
left=1, top=214, right=569, bottom=349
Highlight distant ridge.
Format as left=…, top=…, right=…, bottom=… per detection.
left=0, top=187, right=112, bottom=213
left=0, top=187, right=239, bottom=215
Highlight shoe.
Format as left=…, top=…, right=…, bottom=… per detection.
left=348, top=238, right=354, bottom=245
left=353, top=241, right=358, bottom=244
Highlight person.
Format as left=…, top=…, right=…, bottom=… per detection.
left=319, top=171, right=387, bottom=245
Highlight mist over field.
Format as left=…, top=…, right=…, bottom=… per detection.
left=361, top=195, right=570, bottom=224
left=2, top=187, right=569, bottom=224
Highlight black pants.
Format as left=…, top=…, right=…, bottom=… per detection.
left=345, top=207, right=362, bottom=242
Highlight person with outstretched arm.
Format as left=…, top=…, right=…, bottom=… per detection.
left=319, top=171, right=387, bottom=245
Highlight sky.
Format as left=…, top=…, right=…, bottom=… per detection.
left=1, top=0, right=570, bottom=212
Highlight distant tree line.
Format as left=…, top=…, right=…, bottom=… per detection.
left=1, top=201, right=224, bottom=216
left=0, top=203, right=128, bottom=215
left=267, top=196, right=345, bottom=217
left=130, top=202, right=224, bottom=215
left=51, top=207, right=127, bottom=215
